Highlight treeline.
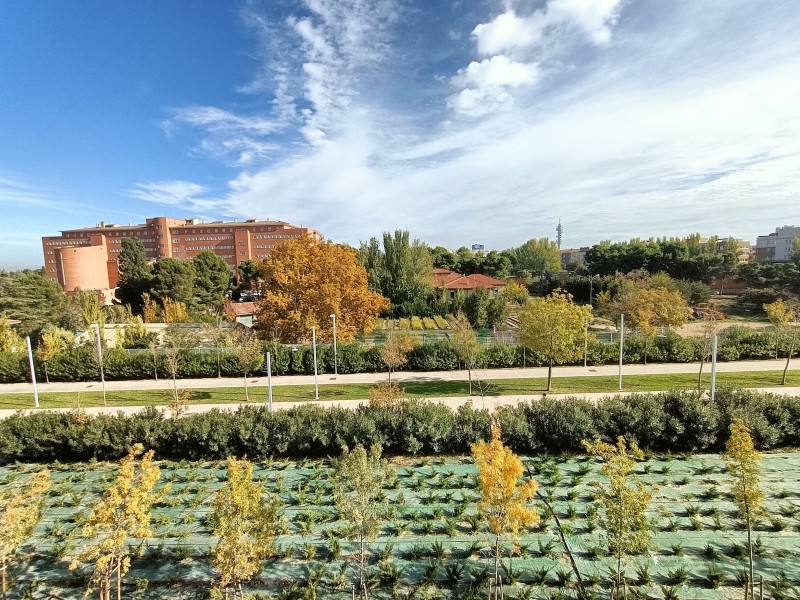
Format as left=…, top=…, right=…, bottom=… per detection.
left=1, top=388, right=796, bottom=463
left=0, top=325, right=795, bottom=384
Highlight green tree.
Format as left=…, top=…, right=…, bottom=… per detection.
left=162, top=325, right=200, bottom=410
left=0, top=315, right=24, bottom=354
left=70, top=444, right=162, bottom=600
left=150, top=258, right=195, bottom=305
left=518, top=290, right=592, bottom=390
left=0, top=268, right=68, bottom=337
left=722, top=419, right=765, bottom=600
left=212, top=457, right=280, bottom=600
left=514, top=237, right=561, bottom=275
left=115, top=239, right=151, bottom=313
left=333, top=444, right=395, bottom=597
left=582, top=437, right=652, bottom=597
left=73, top=289, right=104, bottom=332
left=232, top=327, right=264, bottom=401
left=0, top=470, right=51, bottom=599
left=472, top=424, right=539, bottom=597
left=463, top=286, right=489, bottom=328
left=449, top=312, right=481, bottom=395
left=193, top=250, right=231, bottom=310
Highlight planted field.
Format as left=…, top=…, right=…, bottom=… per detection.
left=6, top=453, right=800, bottom=599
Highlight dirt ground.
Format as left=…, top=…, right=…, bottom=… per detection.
left=675, top=320, right=770, bottom=336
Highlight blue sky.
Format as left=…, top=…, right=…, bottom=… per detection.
left=2, top=0, right=800, bottom=269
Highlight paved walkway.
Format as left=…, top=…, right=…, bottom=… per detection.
left=0, top=359, right=793, bottom=394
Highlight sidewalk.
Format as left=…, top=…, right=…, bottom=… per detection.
left=0, top=359, right=793, bottom=394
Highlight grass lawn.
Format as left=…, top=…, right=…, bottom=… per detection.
left=0, top=369, right=798, bottom=410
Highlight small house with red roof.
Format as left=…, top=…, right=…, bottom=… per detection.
left=433, top=268, right=508, bottom=299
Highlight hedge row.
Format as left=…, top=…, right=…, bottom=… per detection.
left=1, top=388, right=797, bottom=464
left=0, top=326, right=792, bottom=384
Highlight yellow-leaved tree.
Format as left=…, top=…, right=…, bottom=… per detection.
left=36, top=324, right=73, bottom=383
left=582, top=437, right=652, bottom=598
left=69, top=444, right=163, bottom=600
left=231, top=327, right=264, bottom=402
left=379, top=330, right=417, bottom=383
left=471, top=424, right=539, bottom=597
left=256, top=235, right=389, bottom=343
left=0, top=315, right=24, bottom=354
left=0, top=470, right=51, bottom=598
left=212, top=457, right=280, bottom=600
left=723, top=419, right=765, bottom=599
left=449, top=312, right=482, bottom=395
left=763, top=299, right=800, bottom=385
left=518, top=290, right=592, bottom=391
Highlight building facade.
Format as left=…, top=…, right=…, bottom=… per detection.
left=42, top=217, right=322, bottom=292
left=754, top=226, right=800, bottom=264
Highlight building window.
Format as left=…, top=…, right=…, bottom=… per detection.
left=238, top=241, right=245, bottom=246
left=239, top=251, right=245, bottom=256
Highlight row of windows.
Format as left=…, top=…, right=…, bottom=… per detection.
left=108, top=238, right=156, bottom=244
left=254, top=245, right=276, bottom=249
left=46, top=240, right=86, bottom=246
left=174, top=226, right=284, bottom=235
left=180, top=236, right=233, bottom=242
left=185, top=246, right=234, bottom=251
left=252, top=234, right=299, bottom=239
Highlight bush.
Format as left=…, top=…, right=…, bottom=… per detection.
left=0, top=352, right=27, bottom=384
left=407, top=341, right=458, bottom=371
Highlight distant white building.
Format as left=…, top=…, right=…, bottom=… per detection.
left=754, top=226, right=800, bottom=263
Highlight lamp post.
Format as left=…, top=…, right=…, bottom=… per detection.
left=710, top=334, right=718, bottom=403
left=330, top=313, right=338, bottom=376
left=91, top=323, right=107, bottom=405
left=266, top=351, right=273, bottom=414
left=583, top=319, right=589, bottom=368
left=25, top=336, right=40, bottom=408
left=618, top=314, right=625, bottom=391
left=312, top=326, right=319, bottom=400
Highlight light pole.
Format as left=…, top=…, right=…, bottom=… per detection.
left=312, top=325, right=319, bottom=400
left=25, top=336, right=40, bottom=408
left=330, top=313, right=338, bottom=376
left=583, top=319, right=589, bottom=368
left=588, top=275, right=594, bottom=306
left=710, top=334, right=718, bottom=402
left=91, top=323, right=107, bottom=405
left=618, top=314, right=625, bottom=391
left=266, top=351, right=273, bottom=414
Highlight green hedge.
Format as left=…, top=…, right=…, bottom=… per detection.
left=2, top=388, right=798, bottom=464
left=0, top=325, right=790, bottom=383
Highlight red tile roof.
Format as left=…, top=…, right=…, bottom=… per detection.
left=433, top=270, right=507, bottom=290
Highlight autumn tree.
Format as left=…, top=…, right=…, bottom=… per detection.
left=0, top=470, right=51, bottom=598
left=379, top=330, right=416, bottom=383
left=763, top=299, right=800, bottom=384
left=723, top=419, right=765, bottom=599
left=367, top=380, right=406, bottom=408
left=141, top=293, right=159, bottom=324
left=333, top=444, right=395, bottom=597
left=162, top=325, right=200, bottom=410
left=212, top=457, right=280, bottom=600
left=74, top=289, right=104, bottom=332
left=202, top=311, right=234, bottom=378
left=257, top=235, right=388, bottom=343
left=472, top=424, right=539, bottom=597
left=70, top=444, right=162, bottom=600
left=0, top=315, right=24, bottom=354
left=608, top=286, right=689, bottom=363
left=582, top=437, right=652, bottom=597
left=36, top=324, right=73, bottom=383
left=162, top=297, right=190, bottom=323
left=231, top=327, right=264, bottom=401
left=518, top=290, right=592, bottom=391
left=449, top=312, right=481, bottom=395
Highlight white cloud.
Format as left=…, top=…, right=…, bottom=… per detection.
left=127, top=181, right=218, bottom=213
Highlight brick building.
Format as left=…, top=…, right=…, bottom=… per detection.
left=42, top=216, right=322, bottom=293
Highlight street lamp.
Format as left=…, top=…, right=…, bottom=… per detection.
left=618, top=314, right=625, bottom=391
left=312, top=326, right=319, bottom=400
left=710, top=334, right=718, bottom=402
left=330, top=313, right=338, bottom=376
left=25, top=336, right=40, bottom=408
left=583, top=319, right=589, bottom=368
left=91, top=323, right=107, bottom=405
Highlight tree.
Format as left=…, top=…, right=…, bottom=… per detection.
left=722, top=419, right=765, bottom=600
left=0, top=268, right=68, bottom=337
left=203, top=311, right=234, bottom=378
left=696, top=304, right=724, bottom=389
left=162, top=325, right=200, bottom=410
left=70, top=444, right=162, bottom=600
left=36, top=324, right=73, bottom=383
left=582, top=437, right=652, bottom=597
left=232, top=327, right=264, bottom=402
left=74, top=289, right=104, bottom=332
left=367, top=380, right=406, bottom=407
left=471, top=424, right=539, bottom=597
left=150, top=258, right=195, bottom=305
left=193, top=250, right=231, bottom=310
left=500, top=282, right=529, bottom=305
left=212, top=457, right=279, bottom=600
left=764, top=299, right=800, bottom=384
left=0, top=470, right=51, bottom=599
left=333, top=444, right=395, bottom=597
left=514, top=237, right=561, bottom=275
left=141, top=293, right=159, bottom=323
left=610, top=286, right=689, bottom=364
left=257, top=235, right=388, bottom=343
left=115, top=239, right=151, bottom=313
left=0, top=315, right=24, bottom=354
left=518, top=290, right=592, bottom=390
left=162, top=297, right=190, bottom=323
left=449, top=313, right=481, bottom=395
left=378, top=330, right=416, bottom=382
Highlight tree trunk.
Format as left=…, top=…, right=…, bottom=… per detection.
left=116, top=558, right=121, bottom=600
left=643, top=336, right=649, bottom=365
left=468, top=367, right=472, bottom=396
left=359, top=532, right=366, bottom=595
left=535, top=489, right=587, bottom=597
left=217, top=347, right=222, bottom=378
left=388, top=367, right=391, bottom=384
left=2, top=556, right=7, bottom=600
left=494, top=534, right=500, bottom=600
left=44, top=362, right=50, bottom=384
left=547, top=358, right=553, bottom=391
left=747, top=510, right=754, bottom=600
left=782, top=329, right=796, bottom=385
left=698, top=357, right=705, bottom=391
left=243, top=371, right=250, bottom=401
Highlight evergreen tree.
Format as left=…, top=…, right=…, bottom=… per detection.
left=115, top=239, right=151, bottom=313
left=193, top=250, right=231, bottom=310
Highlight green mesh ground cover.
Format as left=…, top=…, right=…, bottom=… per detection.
left=3, top=453, right=800, bottom=599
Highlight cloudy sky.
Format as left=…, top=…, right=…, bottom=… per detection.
left=2, top=0, right=799, bottom=269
